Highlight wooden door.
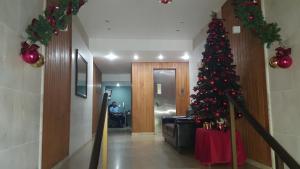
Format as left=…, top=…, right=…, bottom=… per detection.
left=92, top=63, right=102, bottom=134
left=222, top=0, right=272, bottom=166
left=42, top=1, right=72, bottom=168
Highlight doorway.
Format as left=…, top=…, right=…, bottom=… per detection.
left=153, top=69, right=176, bottom=135
left=105, top=84, right=132, bottom=130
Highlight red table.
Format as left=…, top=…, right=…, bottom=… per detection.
left=195, top=128, right=247, bottom=166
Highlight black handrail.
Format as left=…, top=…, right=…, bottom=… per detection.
left=89, top=93, right=108, bottom=169
left=226, top=94, right=300, bottom=169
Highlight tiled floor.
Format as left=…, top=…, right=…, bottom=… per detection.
left=108, top=130, right=258, bottom=169
left=57, top=129, right=259, bottom=169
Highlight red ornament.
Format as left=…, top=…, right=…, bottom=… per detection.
left=21, top=42, right=40, bottom=64
left=160, top=0, right=172, bottom=4
left=278, top=56, right=293, bottom=68
left=195, top=116, right=202, bottom=124
left=53, top=29, right=59, bottom=35
left=198, top=77, right=204, bottom=81
left=47, top=16, right=56, bottom=27
left=248, top=15, right=255, bottom=21
left=31, top=19, right=38, bottom=26
left=252, top=0, right=259, bottom=5
left=79, top=0, right=86, bottom=7
left=272, top=47, right=293, bottom=69
left=241, top=0, right=258, bottom=6
left=67, top=2, right=73, bottom=15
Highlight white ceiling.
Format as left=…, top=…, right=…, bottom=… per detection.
left=78, top=0, right=225, bottom=40
left=77, top=0, right=225, bottom=73
left=93, top=51, right=188, bottom=73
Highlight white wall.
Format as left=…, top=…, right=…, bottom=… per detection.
left=189, top=43, right=205, bottom=96
left=264, top=0, right=300, bottom=166
left=102, top=73, right=131, bottom=82
left=0, top=0, right=44, bottom=168
left=90, top=38, right=193, bottom=56
left=190, top=28, right=206, bottom=96
left=69, top=17, right=94, bottom=155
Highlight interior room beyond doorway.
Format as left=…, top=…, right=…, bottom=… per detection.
left=105, top=83, right=132, bottom=129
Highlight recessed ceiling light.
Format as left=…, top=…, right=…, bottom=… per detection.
left=158, top=54, right=164, bottom=60
left=181, top=52, right=190, bottom=60
left=133, top=54, right=139, bottom=60
left=116, top=83, right=120, bottom=87
left=105, top=53, right=118, bottom=60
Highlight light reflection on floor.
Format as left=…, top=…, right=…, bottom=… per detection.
left=108, top=129, right=259, bottom=169
left=56, top=128, right=259, bottom=169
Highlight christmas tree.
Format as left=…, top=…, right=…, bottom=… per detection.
left=190, top=14, right=244, bottom=130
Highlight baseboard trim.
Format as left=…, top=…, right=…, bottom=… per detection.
left=247, top=159, right=272, bottom=169
left=131, top=132, right=155, bottom=136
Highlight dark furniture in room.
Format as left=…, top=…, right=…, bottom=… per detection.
left=108, top=113, right=124, bottom=128
left=162, top=116, right=196, bottom=152
left=108, top=105, right=125, bottom=128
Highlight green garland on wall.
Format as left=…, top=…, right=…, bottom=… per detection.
left=26, top=0, right=86, bottom=46
left=21, top=0, right=87, bottom=67
left=233, top=0, right=281, bottom=48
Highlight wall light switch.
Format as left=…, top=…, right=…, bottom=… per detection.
left=232, top=26, right=241, bottom=34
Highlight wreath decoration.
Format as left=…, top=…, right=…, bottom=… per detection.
left=21, top=0, right=87, bottom=67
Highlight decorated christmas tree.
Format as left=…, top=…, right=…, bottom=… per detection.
left=190, top=14, right=244, bottom=130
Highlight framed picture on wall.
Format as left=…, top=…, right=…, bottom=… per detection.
left=75, top=49, right=88, bottom=98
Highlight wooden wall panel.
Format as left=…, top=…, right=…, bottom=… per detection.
left=42, top=1, right=72, bottom=169
left=92, top=63, right=102, bottom=134
left=222, top=0, right=272, bottom=166
left=132, top=62, right=190, bottom=133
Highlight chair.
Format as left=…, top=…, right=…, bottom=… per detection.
left=108, top=105, right=124, bottom=128
left=162, top=116, right=196, bottom=152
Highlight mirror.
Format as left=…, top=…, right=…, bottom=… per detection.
left=75, top=49, right=88, bottom=98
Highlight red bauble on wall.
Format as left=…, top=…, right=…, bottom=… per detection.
left=277, top=56, right=293, bottom=68
left=21, top=41, right=41, bottom=64
left=21, top=50, right=40, bottom=64
left=160, top=0, right=172, bottom=4
left=248, top=15, right=255, bottom=21
left=269, top=47, right=293, bottom=69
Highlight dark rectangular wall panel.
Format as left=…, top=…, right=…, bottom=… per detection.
left=93, top=63, right=102, bottom=134
left=42, top=1, right=72, bottom=168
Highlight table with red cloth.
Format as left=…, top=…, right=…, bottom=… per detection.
left=195, top=128, right=247, bottom=166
